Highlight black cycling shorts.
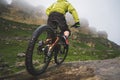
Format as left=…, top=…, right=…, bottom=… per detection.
left=47, top=12, right=70, bottom=34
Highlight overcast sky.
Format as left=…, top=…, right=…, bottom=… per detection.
left=7, top=0, right=120, bottom=45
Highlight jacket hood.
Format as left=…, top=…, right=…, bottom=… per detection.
left=57, top=0, right=67, bottom=2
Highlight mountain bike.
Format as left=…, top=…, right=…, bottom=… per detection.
left=25, top=21, right=69, bottom=76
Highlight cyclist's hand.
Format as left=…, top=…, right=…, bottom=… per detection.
left=71, top=22, right=80, bottom=28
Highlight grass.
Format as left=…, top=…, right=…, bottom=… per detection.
left=0, top=17, right=39, bottom=76
left=0, top=40, right=27, bottom=64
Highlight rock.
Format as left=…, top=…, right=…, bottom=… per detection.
left=2, top=58, right=120, bottom=80
left=33, top=60, right=40, bottom=65
left=85, top=75, right=102, bottom=80
left=86, top=42, right=95, bottom=47
left=73, top=52, right=77, bottom=55
left=64, top=66, right=95, bottom=80
left=15, top=61, right=25, bottom=67
left=78, top=66, right=94, bottom=77
left=15, top=60, right=40, bottom=67
left=17, top=53, right=25, bottom=57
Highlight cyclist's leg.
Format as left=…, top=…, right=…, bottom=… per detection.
left=56, top=13, right=71, bottom=44
left=45, top=13, right=58, bottom=45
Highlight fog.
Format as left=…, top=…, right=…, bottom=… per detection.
left=66, top=14, right=108, bottom=39
left=0, top=0, right=7, bottom=4
left=79, top=18, right=108, bottom=39
left=0, top=0, right=47, bottom=24
left=0, top=0, right=8, bottom=14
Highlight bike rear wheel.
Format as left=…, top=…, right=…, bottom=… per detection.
left=54, top=40, right=68, bottom=65
left=25, top=25, right=54, bottom=76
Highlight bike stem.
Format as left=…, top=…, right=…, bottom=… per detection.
left=49, top=37, right=59, bottom=51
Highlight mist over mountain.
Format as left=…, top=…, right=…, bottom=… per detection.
left=0, top=0, right=8, bottom=15
left=66, top=15, right=108, bottom=39
left=0, top=0, right=47, bottom=24
left=0, top=0, right=8, bottom=5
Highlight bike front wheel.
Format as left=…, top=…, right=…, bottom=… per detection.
left=25, top=25, right=54, bottom=76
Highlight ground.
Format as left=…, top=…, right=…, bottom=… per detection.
left=1, top=57, right=120, bottom=80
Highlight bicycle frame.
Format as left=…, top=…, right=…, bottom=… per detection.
left=49, top=37, right=60, bottom=51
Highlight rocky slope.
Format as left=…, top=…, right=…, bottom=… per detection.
left=1, top=57, right=120, bottom=80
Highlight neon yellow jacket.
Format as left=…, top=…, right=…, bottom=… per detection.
left=46, top=0, right=80, bottom=23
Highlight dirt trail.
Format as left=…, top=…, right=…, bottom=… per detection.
left=1, top=57, right=120, bottom=80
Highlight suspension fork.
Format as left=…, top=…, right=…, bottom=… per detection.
left=49, top=37, right=59, bottom=51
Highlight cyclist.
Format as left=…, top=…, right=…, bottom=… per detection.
left=46, top=0, right=80, bottom=45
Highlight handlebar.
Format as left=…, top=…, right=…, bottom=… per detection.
left=70, top=24, right=80, bottom=28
